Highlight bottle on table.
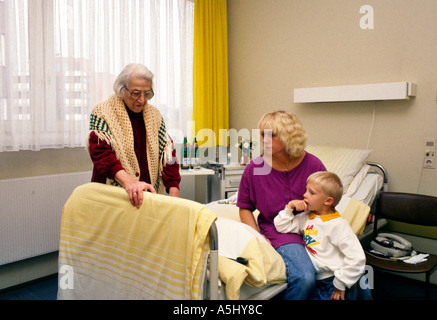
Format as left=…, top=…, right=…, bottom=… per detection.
left=181, top=137, right=190, bottom=170
left=191, top=136, right=200, bottom=169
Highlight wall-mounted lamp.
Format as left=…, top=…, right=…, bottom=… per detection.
left=294, top=82, right=417, bottom=103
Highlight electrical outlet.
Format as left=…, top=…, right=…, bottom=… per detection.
left=423, top=139, right=436, bottom=169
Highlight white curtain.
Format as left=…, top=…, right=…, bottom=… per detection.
left=0, top=0, right=194, bottom=151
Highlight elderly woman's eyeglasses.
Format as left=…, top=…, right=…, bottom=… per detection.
left=125, top=87, right=154, bottom=100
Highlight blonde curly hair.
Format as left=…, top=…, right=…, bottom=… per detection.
left=258, top=110, right=307, bottom=158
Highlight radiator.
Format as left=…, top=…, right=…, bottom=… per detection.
left=0, top=171, right=92, bottom=265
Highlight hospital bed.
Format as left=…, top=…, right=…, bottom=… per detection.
left=57, top=145, right=387, bottom=300
left=58, top=182, right=217, bottom=300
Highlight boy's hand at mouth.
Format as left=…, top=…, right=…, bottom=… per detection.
left=286, top=200, right=308, bottom=212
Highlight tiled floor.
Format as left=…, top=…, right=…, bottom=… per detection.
left=0, top=272, right=435, bottom=300
left=0, top=274, right=58, bottom=300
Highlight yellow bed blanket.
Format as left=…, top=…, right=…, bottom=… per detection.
left=57, top=183, right=216, bottom=300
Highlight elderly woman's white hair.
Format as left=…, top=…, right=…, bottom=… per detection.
left=113, top=64, right=154, bottom=97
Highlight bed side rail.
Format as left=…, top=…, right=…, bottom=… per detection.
left=207, top=222, right=219, bottom=300
left=365, top=161, right=389, bottom=240
left=366, top=161, right=388, bottom=192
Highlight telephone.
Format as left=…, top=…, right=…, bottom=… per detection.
left=370, top=233, right=414, bottom=258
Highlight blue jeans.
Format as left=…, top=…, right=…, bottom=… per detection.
left=309, top=275, right=373, bottom=300
left=276, top=243, right=316, bottom=300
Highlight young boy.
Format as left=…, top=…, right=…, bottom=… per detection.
left=274, top=171, right=369, bottom=300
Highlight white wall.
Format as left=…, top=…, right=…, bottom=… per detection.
left=227, top=0, right=437, bottom=197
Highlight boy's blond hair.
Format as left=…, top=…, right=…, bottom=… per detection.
left=307, top=171, right=343, bottom=207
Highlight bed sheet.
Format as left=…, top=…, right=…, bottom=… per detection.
left=212, top=216, right=286, bottom=300
left=347, top=172, right=384, bottom=205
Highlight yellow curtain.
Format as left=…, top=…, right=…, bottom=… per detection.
left=193, top=0, right=229, bottom=147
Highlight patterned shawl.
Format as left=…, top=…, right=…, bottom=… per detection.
left=87, top=94, right=172, bottom=193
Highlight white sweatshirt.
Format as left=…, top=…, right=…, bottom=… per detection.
left=274, top=207, right=366, bottom=291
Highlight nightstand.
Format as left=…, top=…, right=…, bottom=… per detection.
left=205, top=162, right=245, bottom=202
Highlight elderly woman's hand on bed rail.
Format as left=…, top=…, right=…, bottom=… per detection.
left=115, top=170, right=156, bottom=208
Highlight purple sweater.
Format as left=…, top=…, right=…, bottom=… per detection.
left=236, top=152, right=326, bottom=249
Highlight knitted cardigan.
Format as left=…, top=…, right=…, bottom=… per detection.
left=87, top=94, right=172, bottom=193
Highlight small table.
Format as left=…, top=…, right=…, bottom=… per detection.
left=180, top=167, right=215, bottom=203
left=179, top=167, right=215, bottom=177
left=205, top=162, right=246, bottom=201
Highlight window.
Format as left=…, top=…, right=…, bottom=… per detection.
left=0, top=0, right=194, bottom=151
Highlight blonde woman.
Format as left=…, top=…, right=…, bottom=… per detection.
left=237, top=110, right=326, bottom=300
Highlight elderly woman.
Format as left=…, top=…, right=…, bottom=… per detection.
left=87, top=64, right=181, bottom=208
left=236, top=110, right=326, bottom=300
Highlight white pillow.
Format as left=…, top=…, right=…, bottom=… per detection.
left=306, top=145, right=372, bottom=193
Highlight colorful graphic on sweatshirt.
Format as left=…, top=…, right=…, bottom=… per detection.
left=303, top=225, right=319, bottom=255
